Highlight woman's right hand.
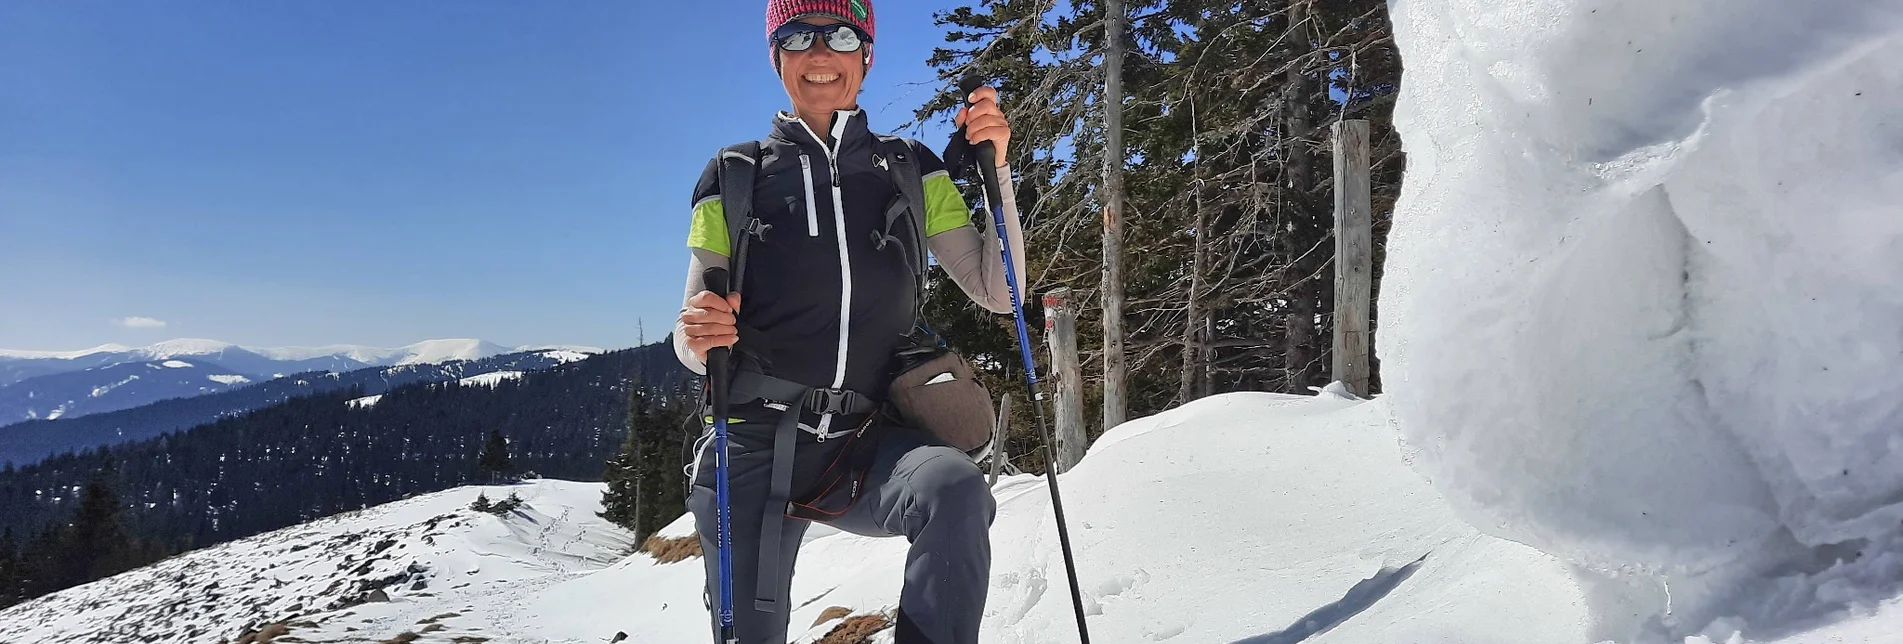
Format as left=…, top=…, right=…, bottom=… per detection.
left=680, top=290, right=742, bottom=364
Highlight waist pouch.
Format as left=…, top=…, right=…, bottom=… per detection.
left=887, top=344, right=995, bottom=459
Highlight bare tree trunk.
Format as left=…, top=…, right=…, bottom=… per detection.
left=990, top=394, right=1012, bottom=487
left=1202, top=315, right=1216, bottom=397
left=1101, top=0, right=1129, bottom=430
left=1179, top=134, right=1208, bottom=405
left=1281, top=0, right=1323, bottom=393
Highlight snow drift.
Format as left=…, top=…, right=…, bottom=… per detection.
left=1380, top=0, right=1903, bottom=639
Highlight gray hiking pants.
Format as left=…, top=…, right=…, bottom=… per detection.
left=689, top=422, right=995, bottom=644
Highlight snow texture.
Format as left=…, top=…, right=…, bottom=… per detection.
left=1381, top=0, right=1903, bottom=639
left=7, top=393, right=1902, bottom=643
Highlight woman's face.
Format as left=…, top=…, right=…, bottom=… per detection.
left=778, top=17, right=868, bottom=121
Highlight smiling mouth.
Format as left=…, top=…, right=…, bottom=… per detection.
left=804, top=73, right=841, bottom=84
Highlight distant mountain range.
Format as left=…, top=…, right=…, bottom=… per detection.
left=0, top=339, right=602, bottom=425
left=0, top=348, right=614, bottom=468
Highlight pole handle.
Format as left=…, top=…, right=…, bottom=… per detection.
left=958, top=75, right=1006, bottom=207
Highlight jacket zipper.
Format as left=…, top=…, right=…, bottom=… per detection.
left=798, top=155, right=819, bottom=237
left=796, top=113, right=856, bottom=439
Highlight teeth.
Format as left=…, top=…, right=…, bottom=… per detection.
left=804, top=73, right=840, bottom=83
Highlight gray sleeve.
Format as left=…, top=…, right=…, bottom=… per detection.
left=673, top=247, right=731, bottom=376
left=927, top=164, right=1029, bottom=315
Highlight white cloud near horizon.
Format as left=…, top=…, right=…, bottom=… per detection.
left=116, top=316, right=169, bottom=329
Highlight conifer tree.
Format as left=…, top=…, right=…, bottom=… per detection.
left=476, top=430, right=513, bottom=482
left=598, top=388, right=644, bottom=534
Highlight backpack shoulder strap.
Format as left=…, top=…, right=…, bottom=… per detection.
left=875, top=134, right=930, bottom=282
left=716, top=140, right=764, bottom=284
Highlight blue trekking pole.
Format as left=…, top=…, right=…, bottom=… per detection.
left=701, top=266, right=738, bottom=644
left=959, top=76, right=1093, bottom=644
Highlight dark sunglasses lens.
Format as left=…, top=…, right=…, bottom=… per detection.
left=777, top=31, right=817, bottom=51
left=825, top=26, right=863, bottom=52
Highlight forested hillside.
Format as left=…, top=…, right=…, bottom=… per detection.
left=0, top=344, right=693, bottom=610
left=0, top=350, right=590, bottom=468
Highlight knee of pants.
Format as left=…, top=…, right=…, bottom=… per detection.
left=906, top=451, right=997, bottom=524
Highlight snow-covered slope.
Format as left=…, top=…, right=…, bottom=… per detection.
left=5, top=392, right=1897, bottom=643
left=0, top=358, right=254, bottom=424
left=0, top=480, right=633, bottom=644
left=1380, top=0, right=1903, bottom=641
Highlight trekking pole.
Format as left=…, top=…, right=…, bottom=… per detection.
left=959, top=75, right=1093, bottom=644
left=702, top=267, right=739, bottom=644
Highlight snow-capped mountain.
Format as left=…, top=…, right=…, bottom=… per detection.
left=4, top=392, right=1896, bottom=644
left=0, top=339, right=603, bottom=424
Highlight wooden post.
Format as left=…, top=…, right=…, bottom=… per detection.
left=990, top=394, right=1012, bottom=487
left=1042, top=287, right=1087, bottom=472
left=1331, top=120, right=1373, bottom=396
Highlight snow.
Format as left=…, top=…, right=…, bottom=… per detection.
left=391, top=339, right=511, bottom=366
left=517, top=344, right=606, bottom=355
left=159, top=360, right=193, bottom=369
left=135, top=338, right=238, bottom=359
left=459, top=371, right=523, bottom=388
left=250, top=344, right=388, bottom=362
left=0, top=343, right=131, bottom=360
left=207, top=374, right=250, bottom=385
left=87, top=375, right=139, bottom=398
left=0, top=480, right=631, bottom=644
left=347, top=394, right=383, bottom=409
left=1381, top=0, right=1903, bottom=640
left=536, top=349, right=594, bottom=364
left=6, top=392, right=1900, bottom=643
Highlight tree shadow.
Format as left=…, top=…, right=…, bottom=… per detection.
left=1228, top=553, right=1429, bottom=644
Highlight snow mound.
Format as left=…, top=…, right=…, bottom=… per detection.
left=0, top=480, right=632, bottom=644
left=1381, top=0, right=1903, bottom=639
left=207, top=374, right=250, bottom=385
left=159, top=360, right=193, bottom=369
left=509, top=393, right=1597, bottom=644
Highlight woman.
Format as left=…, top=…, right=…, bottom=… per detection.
left=671, top=1, right=1028, bottom=643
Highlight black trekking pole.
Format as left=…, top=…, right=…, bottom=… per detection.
left=702, top=267, right=739, bottom=644
left=959, top=75, right=1093, bottom=644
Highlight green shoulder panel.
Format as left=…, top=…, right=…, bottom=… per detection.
left=922, top=172, right=970, bottom=238
left=687, top=196, right=731, bottom=257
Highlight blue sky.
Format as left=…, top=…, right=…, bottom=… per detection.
left=0, top=0, right=967, bottom=351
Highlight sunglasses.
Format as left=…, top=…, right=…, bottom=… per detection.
left=771, top=23, right=870, bottom=54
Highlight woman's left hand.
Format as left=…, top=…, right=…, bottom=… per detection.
left=955, top=85, right=1012, bottom=166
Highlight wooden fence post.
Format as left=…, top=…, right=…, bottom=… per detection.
left=990, top=394, right=1012, bottom=487
left=1042, top=287, right=1087, bottom=472
left=1332, top=120, right=1373, bottom=396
